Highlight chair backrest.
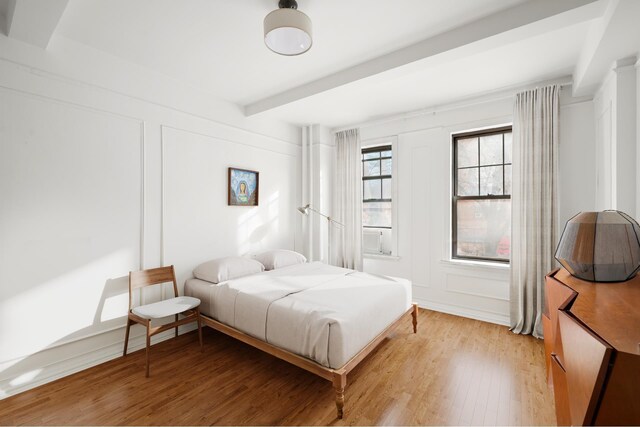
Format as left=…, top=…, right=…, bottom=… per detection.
left=128, top=266, right=178, bottom=310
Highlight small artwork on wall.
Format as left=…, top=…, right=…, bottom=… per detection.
left=228, top=167, right=259, bottom=206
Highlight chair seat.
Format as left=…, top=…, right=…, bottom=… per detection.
left=132, top=296, right=201, bottom=319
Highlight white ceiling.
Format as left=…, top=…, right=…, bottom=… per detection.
left=55, top=0, right=524, bottom=105
left=259, top=21, right=592, bottom=126
left=15, top=0, right=638, bottom=128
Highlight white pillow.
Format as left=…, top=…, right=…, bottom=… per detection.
left=254, top=250, right=307, bottom=271
left=193, top=257, right=264, bottom=284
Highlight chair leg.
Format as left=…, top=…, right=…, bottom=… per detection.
left=175, top=314, right=179, bottom=337
left=412, top=303, right=418, bottom=333
left=196, top=308, right=203, bottom=352
left=145, top=322, right=151, bottom=378
left=123, top=318, right=132, bottom=356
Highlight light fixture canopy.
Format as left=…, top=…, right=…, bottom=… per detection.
left=264, top=0, right=312, bottom=56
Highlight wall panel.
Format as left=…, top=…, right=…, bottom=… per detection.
left=162, top=126, right=297, bottom=289
left=0, top=89, right=143, bottom=364
left=0, top=35, right=301, bottom=398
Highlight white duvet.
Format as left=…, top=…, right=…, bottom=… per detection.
left=184, top=262, right=412, bottom=369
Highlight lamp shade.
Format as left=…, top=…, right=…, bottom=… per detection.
left=555, top=210, right=640, bottom=282
left=264, top=8, right=312, bottom=56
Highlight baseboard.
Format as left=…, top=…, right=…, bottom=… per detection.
left=0, top=323, right=197, bottom=399
left=414, top=298, right=510, bottom=326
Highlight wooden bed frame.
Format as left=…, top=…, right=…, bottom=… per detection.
left=199, top=303, right=418, bottom=419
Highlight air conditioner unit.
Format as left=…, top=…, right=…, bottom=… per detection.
left=363, top=229, right=382, bottom=254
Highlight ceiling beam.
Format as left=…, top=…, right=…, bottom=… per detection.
left=572, top=0, right=640, bottom=96
left=6, top=0, right=69, bottom=49
left=245, top=0, right=603, bottom=116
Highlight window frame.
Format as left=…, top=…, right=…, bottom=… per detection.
left=452, top=125, right=512, bottom=264
left=362, top=145, right=392, bottom=205
left=361, top=138, right=398, bottom=257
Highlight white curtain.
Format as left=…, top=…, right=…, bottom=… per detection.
left=510, top=85, right=560, bottom=338
left=334, top=128, right=363, bottom=271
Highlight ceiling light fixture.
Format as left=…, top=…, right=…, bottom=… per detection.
left=264, top=0, right=312, bottom=56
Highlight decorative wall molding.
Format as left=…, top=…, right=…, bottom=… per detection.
left=0, top=56, right=300, bottom=147
left=0, top=79, right=153, bottom=399
left=444, top=273, right=510, bottom=302
left=0, top=86, right=146, bottom=361
left=159, top=124, right=299, bottom=266
left=139, top=121, right=146, bottom=271
left=161, top=124, right=298, bottom=159
left=0, top=83, right=145, bottom=124
left=414, top=298, right=510, bottom=327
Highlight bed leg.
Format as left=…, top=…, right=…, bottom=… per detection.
left=412, top=303, right=418, bottom=333
left=332, top=373, right=347, bottom=419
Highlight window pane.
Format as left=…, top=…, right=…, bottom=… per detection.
left=363, top=202, right=392, bottom=228
left=364, top=179, right=381, bottom=200
left=380, top=150, right=392, bottom=158
left=480, top=134, right=503, bottom=165
left=457, top=137, right=478, bottom=168
left=382, top=178, right=392, bottom=199
left=363, top=151, right=379, bottom=160
left=381, top=158, right=392, bottom=175
left=456, top=199, right=511, bottom=260
left=504, top=132, right=512, bottom=164
left=504, top=165, right=512, bottom=195
left=363, top=160, right=380, bottom=177
left=457, top=168, right=479, bottom=196
left=480, top=165, right=504, bottom=195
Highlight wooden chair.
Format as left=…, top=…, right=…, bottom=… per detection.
left=123, top=265, right=203, bottom=377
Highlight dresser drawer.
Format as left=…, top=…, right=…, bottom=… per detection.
left=558, top=311, right=612, bottom=426
left=550, top=354, right=571, bottom=426
left=542, top=314, right=553, bottom=386
left=545, top=275, right=577, bottom=368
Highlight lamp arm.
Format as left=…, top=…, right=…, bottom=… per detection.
left=307, top=206, right=343, bottom=227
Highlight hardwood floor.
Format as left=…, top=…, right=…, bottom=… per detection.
left=0, top=309, right=556, bottom=425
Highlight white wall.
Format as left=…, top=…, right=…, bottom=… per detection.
left=0, top=34, right=301, bottom=398
left=299, top=124, right=334, bottom=264
left=335, top=86, right=595, bottom=326
left=162, top=126, right=299, bottom=288
left=594, top=57, right=638, bottom=217
left=311, top=126, right=335, bottom=264
left=559, top=97, right=597, bottom=223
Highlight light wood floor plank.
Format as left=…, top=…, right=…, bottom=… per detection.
left=0, top=310, right=556, bottom=426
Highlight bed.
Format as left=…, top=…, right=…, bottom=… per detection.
left=185, top=261, right=418, bottom=418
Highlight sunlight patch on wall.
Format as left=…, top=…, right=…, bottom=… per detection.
left=268, top=191, right=281, bottom=237
left=100, top=291, right=129, bottom=322
left=236, top=191, right=280, bottom=255
left=0, top=248, right=134, bottom=365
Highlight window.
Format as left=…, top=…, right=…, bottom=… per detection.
left=453, top=126, right=512, bottom=263
left=362, top=145, right=393, bottom=255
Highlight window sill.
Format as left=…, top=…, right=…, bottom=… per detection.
left=439, top=259, right=510, bottom=271
left=364, top=253, right=401, bottom=261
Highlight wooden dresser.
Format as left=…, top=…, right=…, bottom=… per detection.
left=544, top=268, right=640, bottom=426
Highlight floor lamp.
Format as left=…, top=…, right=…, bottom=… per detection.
left=297, top=204, right=343, bottom=264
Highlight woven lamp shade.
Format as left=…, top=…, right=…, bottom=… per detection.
left=555, top=210, right=640, bottom=282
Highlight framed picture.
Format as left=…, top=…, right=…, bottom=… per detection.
left=228, top=167, right=259, bottom=206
